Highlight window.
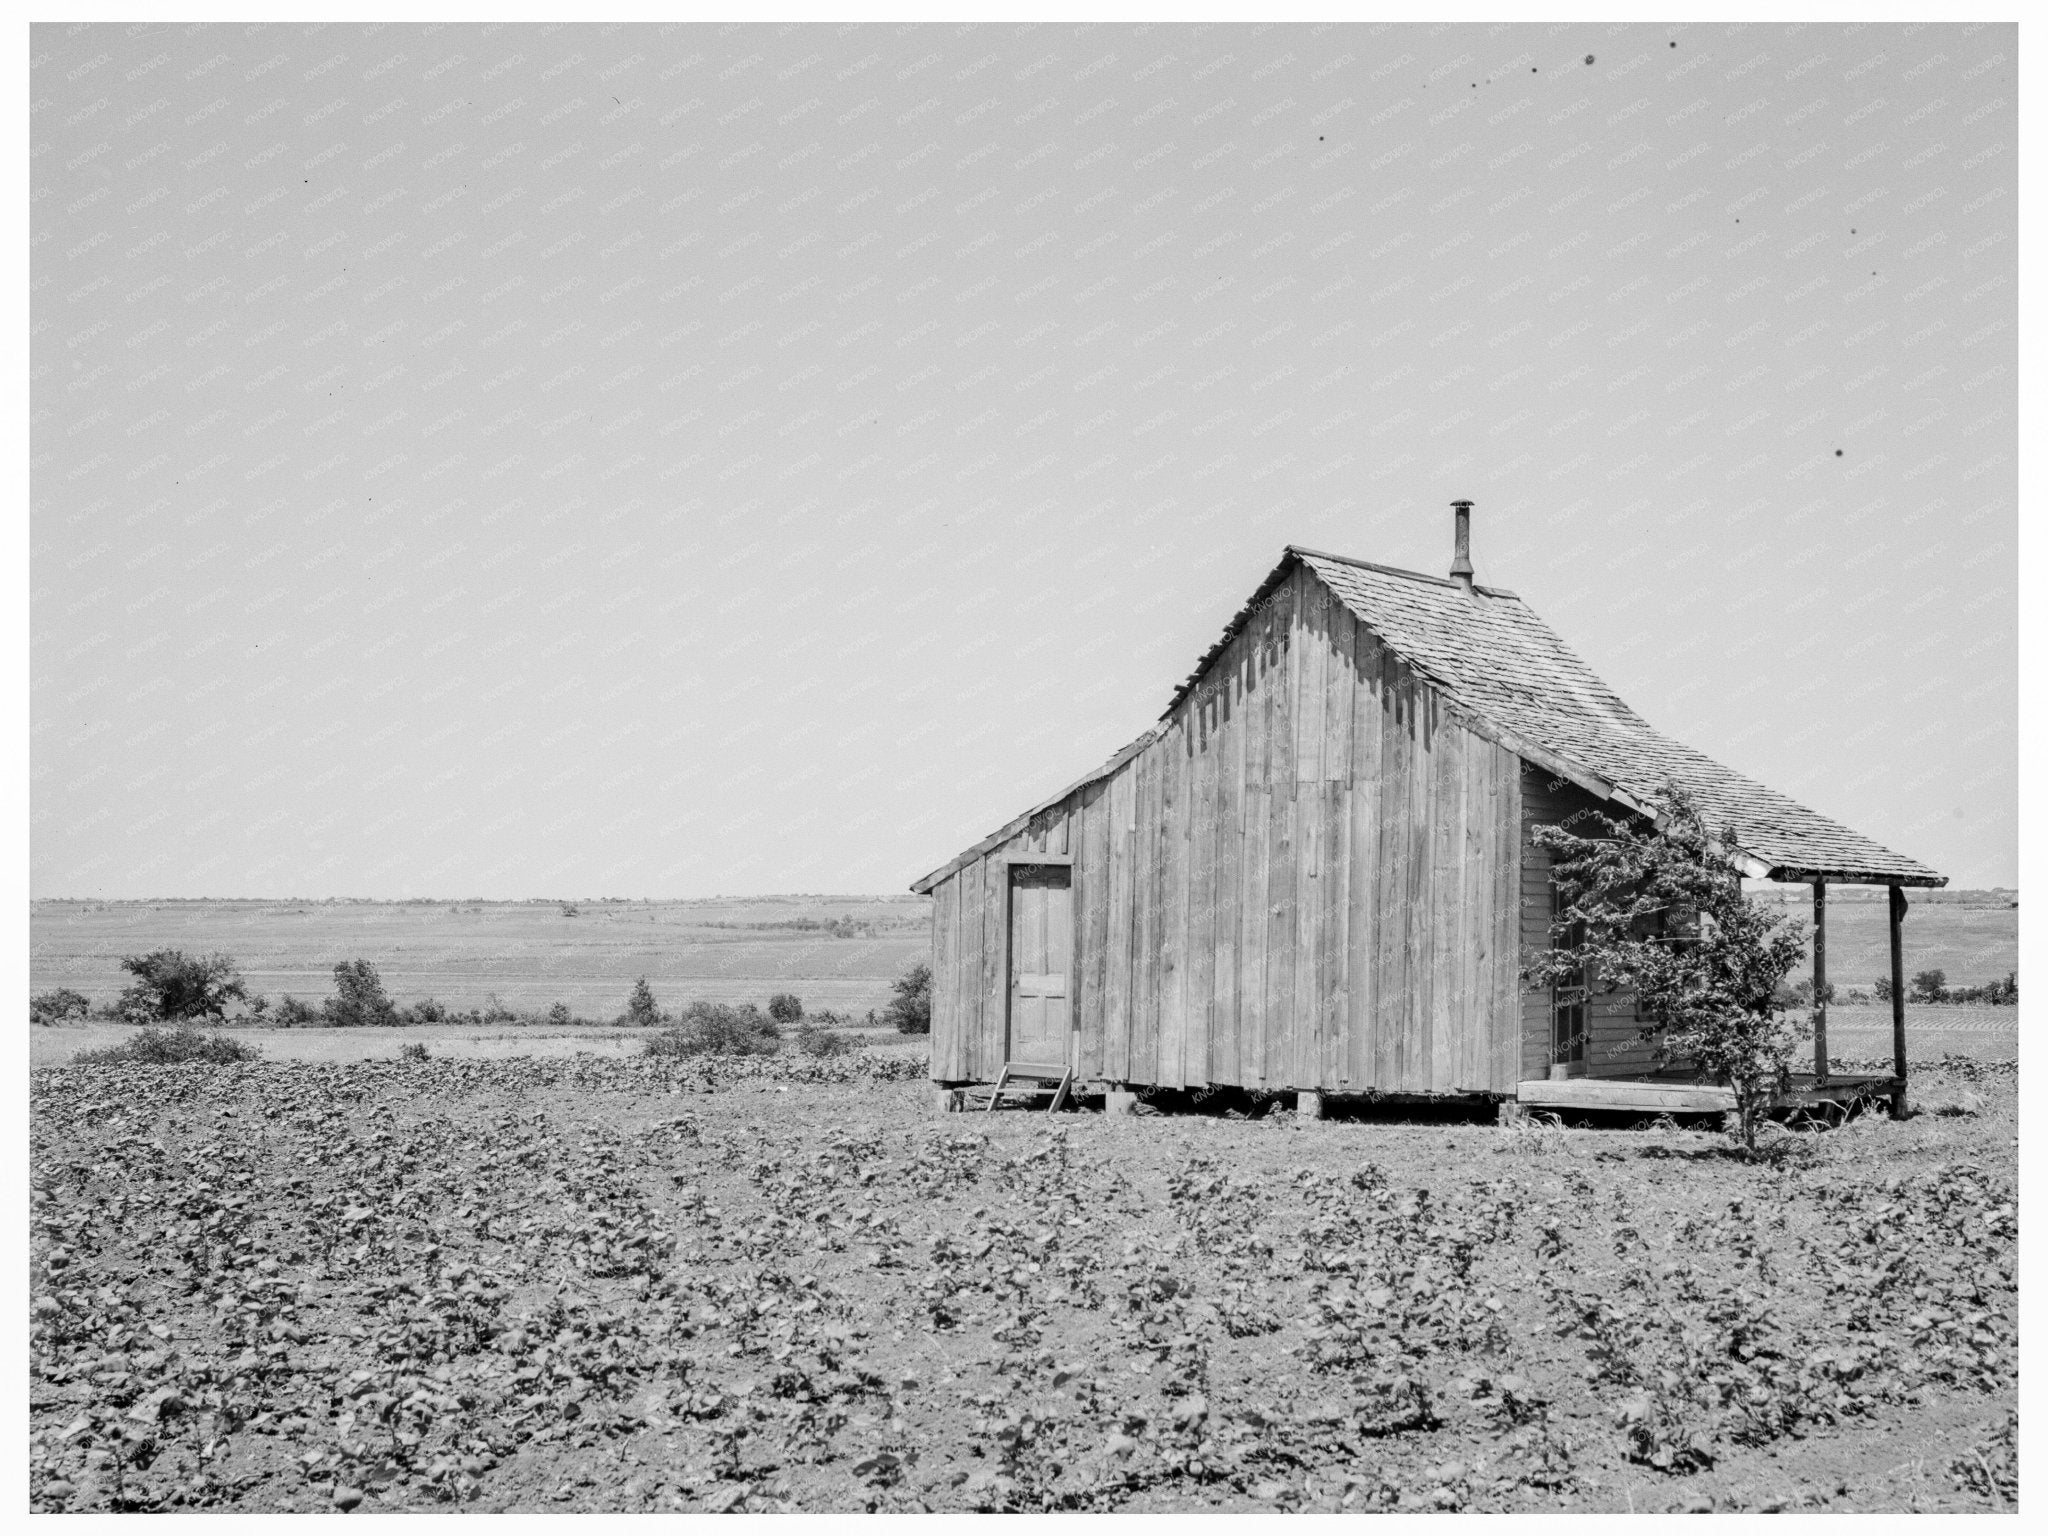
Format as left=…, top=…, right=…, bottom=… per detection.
left=1552, top=884, right=1586, bottom=1070
left=1630, top=905, right=1667, bottom=1022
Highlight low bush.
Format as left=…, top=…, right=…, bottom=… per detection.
left=768, top=992, right=804, bottom=1024
left=885, top=963, right=931, bottom=1035
left=400, top=998, right=448, bottom=1025
left=399, top=1041, right=430, bottom=1063
left=72, top=1025, right=261, bottom=1067
left=323, top=960, right=398, bottom=1028
left=31, top=989, right=92, bottom=1025
left=623, top=978, right=661, bottom=1028
left=274, top=996, right=321, bottom=1027
left=796, top=1020, right=854, bottom=1058
left=642, top=1001, right=783, bottom=1060
left=114, top=949, right=247, bottom=1022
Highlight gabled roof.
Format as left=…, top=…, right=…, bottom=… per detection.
left=911, top=545, right=1945, bottom=894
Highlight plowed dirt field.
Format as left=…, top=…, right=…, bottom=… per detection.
left=29, top=1051, right=2015, bottom=1513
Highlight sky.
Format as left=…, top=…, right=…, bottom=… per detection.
left=29, top=19, right=2018, bottom=898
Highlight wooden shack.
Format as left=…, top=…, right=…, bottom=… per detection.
left=910, top=505, right=1945, bottom=1116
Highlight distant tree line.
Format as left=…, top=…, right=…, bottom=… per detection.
left=1870, top=969, right=2017, bottom=1006
left=32, top=948, right=938, bottom=1036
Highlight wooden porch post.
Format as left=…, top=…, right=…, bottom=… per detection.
left=1888, top=883, right=1908, bottom=1119
left=1811, top=878, right=1827, bottom=1083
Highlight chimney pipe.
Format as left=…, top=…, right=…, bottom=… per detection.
left=1449, top=499, right=1476, bottom=596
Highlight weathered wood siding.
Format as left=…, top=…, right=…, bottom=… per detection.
left=929, top=564, right=1525, bottom=1093
left=1517, top=763, right=1655, bottom=1081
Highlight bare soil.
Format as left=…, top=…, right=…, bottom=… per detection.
left=29, top=1049, right=2015, bottom=1513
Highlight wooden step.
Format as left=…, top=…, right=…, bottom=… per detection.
left=984, top=1062, right=1076, bottom=1114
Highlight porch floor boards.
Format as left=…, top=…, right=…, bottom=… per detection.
left=1517, top=1073, right=1896, bottom=1115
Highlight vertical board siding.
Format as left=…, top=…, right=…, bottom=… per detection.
left=1155, top=720, right=1189, bottom=1090
left=1288, top=573, right=1323, bottom=1091
left=1482, top=741, right=1515, bottom=1092
left=979, top=853, right=1006, bottom=1078
left=1210, top=641, right=1246, bottom=1087
left=1263, top=575, right=1299, bottom=1086
left=1395, top=664, right=1425, bottom=1092
left=1321, top=604, right=1356, bottom=1088
left=1104, top=763, right=1136, bottom=1083
left=926, top=562, right=1533, bottom=1098
left=1077, top=782, right=1111, bottom=1081
left=1185, top=693, right=1219, bottom=1089
left=930, top=871, right=954, bottom=1079
left=1495, top=745, right=1524, bottom=1092
left=1405, top=676, right=1435, bottom=1091
left=1238, top=602, right=1274, bottom=1086
left=1345, top=622, right=1384, bottom=1089
left=1461, top=733, right=1487, bottom=1090
left=934, top=870, right=960, bottom=1078
left=1131, top=738, right=1162, bottom=1085
left=1426, top=696, right=1458, bottom=1092
left=1371, top=649, right=1407, bottom=1089
left=957, top=858, right=985, bottom=1080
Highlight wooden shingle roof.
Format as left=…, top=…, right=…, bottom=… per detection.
left=912, top=545, right=1944, bottom=893
left=1284, top=547, right=1942, bottom=887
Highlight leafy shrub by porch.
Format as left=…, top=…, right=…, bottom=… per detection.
left=1523, top=782, right=1808, bottom=1156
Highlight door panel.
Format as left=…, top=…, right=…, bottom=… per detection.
left=1009, top=864, right=1072, bottom=1064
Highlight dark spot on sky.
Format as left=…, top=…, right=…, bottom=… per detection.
left=1835, top=450, right=1844, bottom=457
left=1671, top=41, right=1677, bottom=47
left=1585, top=54, right=1596, bottom=65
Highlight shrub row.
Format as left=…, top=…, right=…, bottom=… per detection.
left=35, top=951, right=935, bottom=1032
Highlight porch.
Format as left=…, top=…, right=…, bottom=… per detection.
left=1513, top=1071, right=1899, bottom=1121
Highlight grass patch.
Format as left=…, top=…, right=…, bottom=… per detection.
left=71, top=1024, right=261, bottom=1067
left=795, top=1020, right=854, bottom=1058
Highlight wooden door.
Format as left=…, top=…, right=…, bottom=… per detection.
left=1008, top=864, right=1072, bottom=1066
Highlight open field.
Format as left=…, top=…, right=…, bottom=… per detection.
left=1743, top=890, right=2018, bottom=993
left=30, top=897, right=933, bottom=1020
left=29, top=1050, right=2015, bottom=1514
left=1814, top=1005, right=2017, bottom=1064
left=29, top=891, right=2016, bottom=1024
